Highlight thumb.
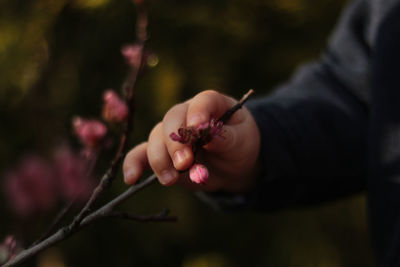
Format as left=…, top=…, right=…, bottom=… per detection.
left=202, top=124, right=237, bottom=153
left=185, top=90, right=245, bottom=154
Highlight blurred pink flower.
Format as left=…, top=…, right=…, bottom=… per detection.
left=189, top=163, right=209, bottom=184
left=53, top=146, right=95, bottom=203
left=0, top=235, right=17, bottom=262
left=72, top=117, right=107, bottom=148
left=121, top=44, right=142, bottom=68
left=102, top=90, right=128, bottom=123
left=4, top=155, right=56, bottom=218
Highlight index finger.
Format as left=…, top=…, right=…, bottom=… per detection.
left=186, top=90, right=244, bottom=127
left=162, top=103, right=195, bottom=171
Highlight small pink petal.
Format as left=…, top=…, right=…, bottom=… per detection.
left=169, top=132, right=181, bottom=142
left=197, top=122, right=209, bottom=130
left=178, top=127, right=185, bottom=137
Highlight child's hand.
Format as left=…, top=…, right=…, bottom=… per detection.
left=123, top=90, right=261, bottom=193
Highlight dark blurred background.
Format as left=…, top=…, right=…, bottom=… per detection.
left=0, top=0, right=375, bottom=266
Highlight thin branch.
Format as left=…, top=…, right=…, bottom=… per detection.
left=32, top=150, right=99, bottom=245
left=107, top=209, right=177, bottom=222
left=80, top=174, right=157, bottom=224
left=31, top=200, right=75, bottom=246
left=218, top=89, right=254, bottom=123
left=2, top=4, right=151, bottom=265
left=1, top=89, right=255, bottom=267
left=68, top=4, right=149, bottom=230
left=1, top=174, right=157, bottom=267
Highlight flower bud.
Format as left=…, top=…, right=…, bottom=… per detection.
left=3, top=236, right=16, bottom=252
left=169, top=118, right=224, bottom=149
left=0, top=235, right=17, bottom=262
left=72, top=117, right=107, bottom=148
left=121, top=44, right=142, bottom=68
left=189, top=163, right=209, bottom=184
left=102, top=90, right=129, bottom=123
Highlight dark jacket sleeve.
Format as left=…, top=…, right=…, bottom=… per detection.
left=200, top=0, right=397, bottom=211
left=367, top=1, right=400, bottom=263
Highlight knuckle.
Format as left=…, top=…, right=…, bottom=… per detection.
left=123, top=142, right=147, bottom=170
left=197, top=89, right=220, bottom=100
left=122, top=158, right=130, bottom=172
left=125, top=149, right=135, bottom=160
left=147, top=151, right=166, bottom=171
left=146, top=142, right=168, bottom=171
left=165, top=140, right=179, bottom=155
left=163, top=103, right=186, bottom=123
left=123, top=149, right=137, bottom=170
left=148, top=122, right=163, bottom=141
left=126, top=142, right=146, bottom=159
left=125, top=145, right=138, bottom=160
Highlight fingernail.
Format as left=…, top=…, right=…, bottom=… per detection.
left=173, top=150, right=185, bottom=165
left=124, top=168, right=136, bottom=184
left=173, top=148, right=191, bottom=168
left=188, top=114, right=202, bottom=126
left=160, top=170, right=177, bottom=185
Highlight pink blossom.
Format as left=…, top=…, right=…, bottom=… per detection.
left=3, top=236, right=16, bottom=252
left=0, top=236, right=17, bottom=262
left=4, top=155, right=56, bottom=218
left=121, top=44, right=142, bottom=68
left=72, top=117, right=107, bottom=148
left=102, top=90, right=129, bottom=123
left=189, top=164, right=209, bottom=184
left=53, top=146, right=95, bottom=202
left=170, top=118, right=224, bottom=149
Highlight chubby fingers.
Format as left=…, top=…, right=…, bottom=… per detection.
left=146, top=123, right=180, bottom=185
left=123, top=142, right=149, bottom=185
left=186, top=90, right=241, bottom=126
left=123, top=124, right=182, bottom=186
left=162, top=103, right=194, bottom=171
left=123, top=102, right=195, bottom=186
left=186, top=90, right=242, bottom=153
left=124, top=90, right=244, bottom=186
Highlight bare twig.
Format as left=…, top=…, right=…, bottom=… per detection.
left=1, top=88, right=255, bottom=267
left=1, top=174, right=158, bottom=267
left=108, top=209, right=177, bottom=222
left=68, top=2, right=149, bottom=231
left=81, top=174, right=157, bottom=223
left=32, top=150, right=99, bottom=245
left=218, top=89, right=254, bottom=123
left=1, top=3, right=151, bottom=266
left=31, top=199, right=75, bottom=246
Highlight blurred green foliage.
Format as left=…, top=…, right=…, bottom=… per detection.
left=0, top=0, right=375, bottom=266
